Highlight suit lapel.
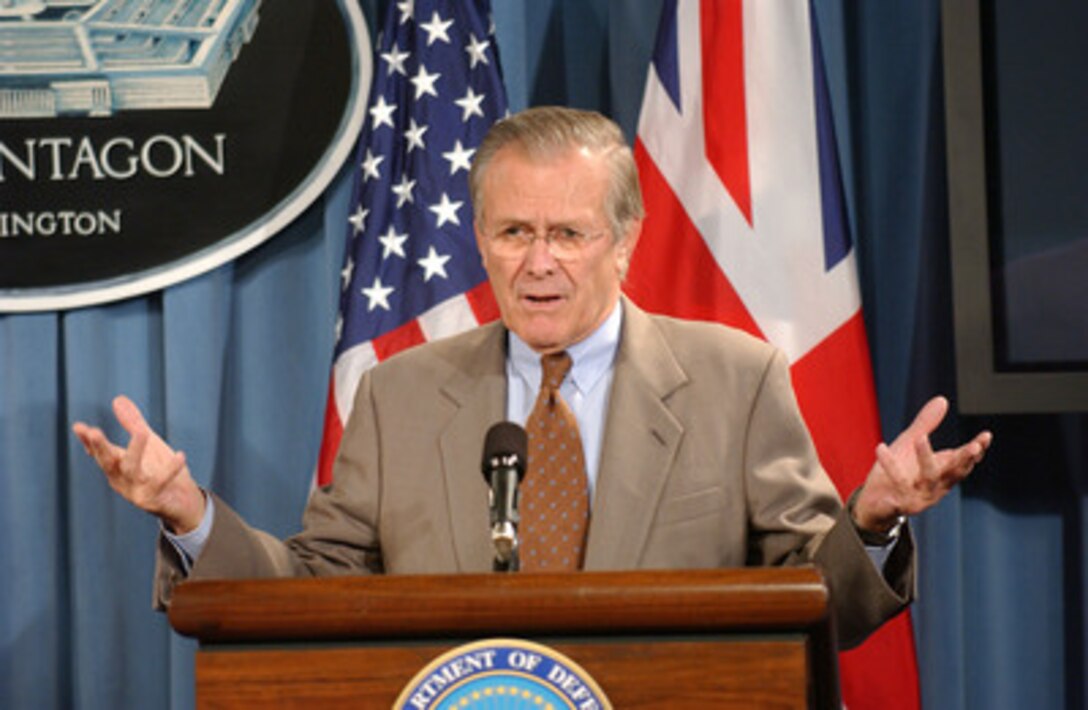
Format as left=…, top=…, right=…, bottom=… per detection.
left=431, top=301, right=687, bottom=572
left=437, top=321, right=508, bottom=572
left=584, top=299, right=687, bottom=570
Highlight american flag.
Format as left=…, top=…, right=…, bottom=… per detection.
left=625, top=1, right=921, bottom=708
left=317, top=0, right=507, bottom=486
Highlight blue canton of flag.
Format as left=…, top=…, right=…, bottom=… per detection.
left=318, top=0, right=508, bottom=485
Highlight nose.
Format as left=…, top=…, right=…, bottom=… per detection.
left=523, top=233, right=558, bottom=275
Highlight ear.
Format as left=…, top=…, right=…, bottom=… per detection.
left=615, top=218, right=643, bottom=275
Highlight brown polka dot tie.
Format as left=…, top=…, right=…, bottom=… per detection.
left=520, top=352, right=589, bottom=571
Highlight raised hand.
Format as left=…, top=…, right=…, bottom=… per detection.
left=72, top=395, right=206, bottom=534
left=853, top=396, right=992, bottom=533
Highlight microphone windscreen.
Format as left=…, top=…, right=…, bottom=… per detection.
left=481, top=421, right=528, bottom=473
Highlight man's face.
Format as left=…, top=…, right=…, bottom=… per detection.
left=475, top=145, right=639, bottom=354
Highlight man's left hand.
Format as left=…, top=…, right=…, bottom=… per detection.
left=853, top=396, right=992, bottom=533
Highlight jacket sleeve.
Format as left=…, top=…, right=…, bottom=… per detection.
left=742, top=347, right=915, bottom=648
left=152, top=368, right=387, bottom=609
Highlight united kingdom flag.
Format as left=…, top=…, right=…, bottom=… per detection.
left=317, top=0, right=506, bottom=486
left=626, top=1, right=921, bottom=707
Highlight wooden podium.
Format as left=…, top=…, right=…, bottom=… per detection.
left=168, top=567, right=839, bottom=708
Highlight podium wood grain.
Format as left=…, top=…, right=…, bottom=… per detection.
left=170, top=568, right=836, bottom=708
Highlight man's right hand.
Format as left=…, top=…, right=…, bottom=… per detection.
left=72, top=395, right=205, bottom=534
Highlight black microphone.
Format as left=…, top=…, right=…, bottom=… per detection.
left=481, top=422, right=527, bottom=572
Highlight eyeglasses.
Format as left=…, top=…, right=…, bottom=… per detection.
left=485, top=224, right=608, bottom=261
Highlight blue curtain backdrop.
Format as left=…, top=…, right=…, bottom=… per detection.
left=1, top=1, right=1084, bottom=708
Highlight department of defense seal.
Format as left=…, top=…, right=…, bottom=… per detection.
left=395, top=638, right=612, bottom=710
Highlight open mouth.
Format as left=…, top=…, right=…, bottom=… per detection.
left=523, top=294, right=564, bottom=305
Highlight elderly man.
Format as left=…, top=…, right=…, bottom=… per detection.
left=73, top=106, right=991, bottom=648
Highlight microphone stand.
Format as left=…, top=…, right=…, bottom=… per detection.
left=487, top=451, right=522, bottom=573
left=492, top=521, right=519, bottom=572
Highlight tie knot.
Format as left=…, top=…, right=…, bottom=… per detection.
left=540, top=351, right=572, bottom=391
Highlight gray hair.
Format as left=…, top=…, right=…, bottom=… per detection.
left=469, top=106, right=645, bottom=242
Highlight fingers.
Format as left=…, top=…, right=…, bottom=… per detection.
left=875, top=442, right=905, bottom=487
left=870, top=401, right=992, bottom=519
left=121, top=428, right=151, bottom=481
left=949, top=431, right=991, bottom=476
left=71, top=421, right=95, bottom=451
left=974, top=430, right=994, bottom=457
left=72, top=399, right=161, bottom=481
left=928, top=432, right=989, bottom=490
left=906, top=395, right=948, bottom=439
left=914, top=435, right=939, bottom=488
left=113, top=395, right=149, bottom=437
left=965, top=431, right=993, bottom=471
left=875, top=432, right=947, bottom=516
left=72, top=422, right=124, bottom=469
left=72, top=398, right=200, bottom=523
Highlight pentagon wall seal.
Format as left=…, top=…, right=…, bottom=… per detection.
left=0, top=0, right=370, bottom=311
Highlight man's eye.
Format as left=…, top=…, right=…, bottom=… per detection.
left=556, top=228, right=581, bottom=242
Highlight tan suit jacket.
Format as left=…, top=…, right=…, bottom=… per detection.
left=156, top=298, right=913, bottom=648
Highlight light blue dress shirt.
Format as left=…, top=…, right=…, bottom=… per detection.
left=505, top=300, right=622, bottom=500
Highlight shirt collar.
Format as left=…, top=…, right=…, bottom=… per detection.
left=508, top=299, right=623, bottom=396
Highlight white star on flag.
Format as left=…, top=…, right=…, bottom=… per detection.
left=369, top=95, right=396, bottom=130
left=360, top=149, right=383, bottom=180
left=361, top=276, right=394, bottom=311
left=454, top=87, right=485, bottom=121
left=379, top=225, right=409, bottom=259
left=392, top=175, right=416, bottom=207
left=417, top=246, right=452, bottom=282
left=340, top=257, right=354, bottom=289
left=410, top=64, right=440, bottom=99
left=348, top=206, right=368, bottom=234
left=442, top=140, right=475, bottom=175
left=429, top=192, right=463, bottom=228
left=404, top=118, right=428, bottom=152
left=419, top=10, right=453, bottom=45
left=465, top=33, right=490, bottom=68
left=396, top=0, right=413, bottom=24
left=380, top=43, right=410, bottom=76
